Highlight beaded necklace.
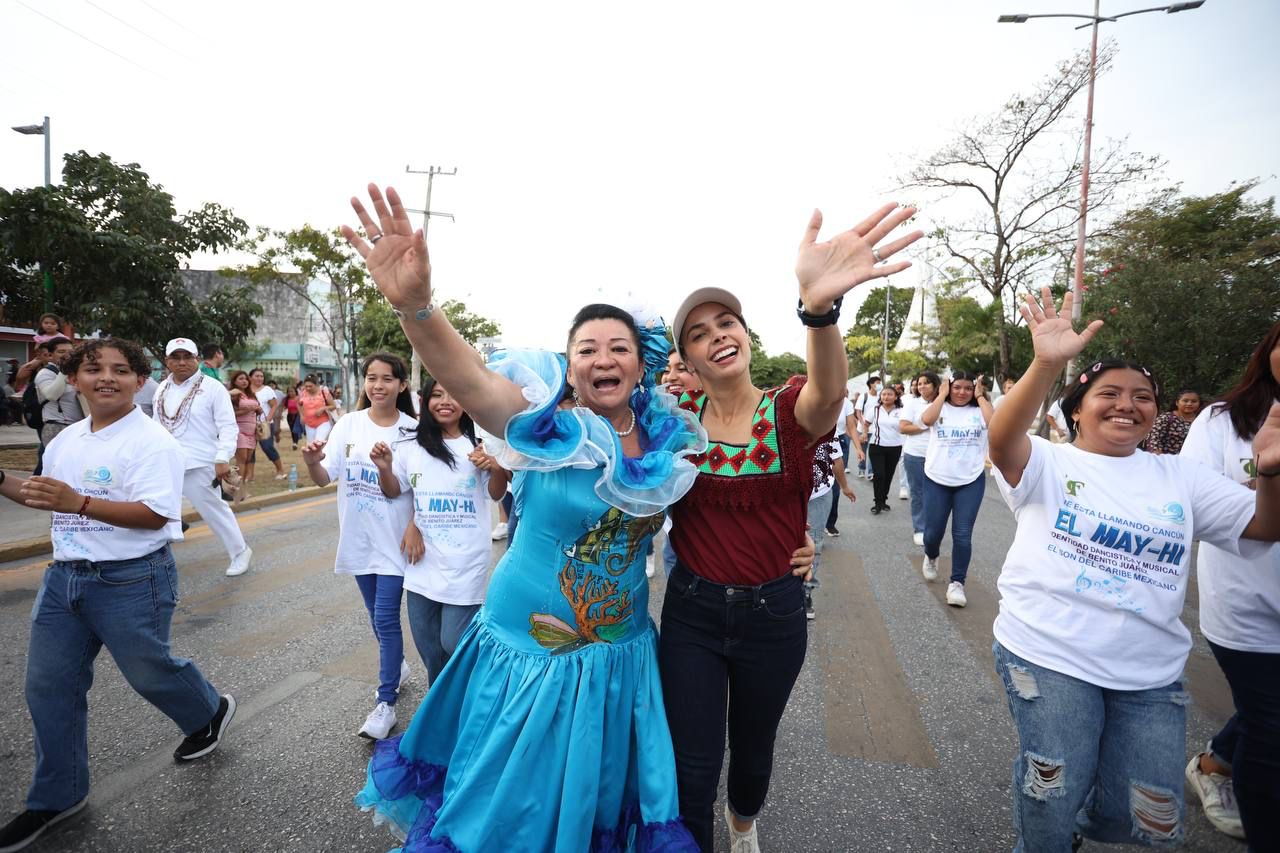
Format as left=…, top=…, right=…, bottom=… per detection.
left=155, top=373, right=205, bottom=433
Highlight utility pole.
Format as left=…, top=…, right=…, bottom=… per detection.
left=404, top=165, right=457, bottom=391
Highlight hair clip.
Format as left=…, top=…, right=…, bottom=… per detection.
left=1091, top=362, right=1103, bottom=372
left=1079, top=373, right=1089, bottom=383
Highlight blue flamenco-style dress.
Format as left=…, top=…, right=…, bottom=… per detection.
left=356, top=348, right=707, bottom=852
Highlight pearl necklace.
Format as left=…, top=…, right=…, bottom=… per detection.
left=155, top=374, right=205, bottom=433
left=614, top=409, right=637, bottom=438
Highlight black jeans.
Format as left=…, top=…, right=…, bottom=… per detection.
left=1208, top=641, right=1280, bottom=851
left=659, top=563, right=808, bottom=852
left=868, top=443, right=902, bottom=507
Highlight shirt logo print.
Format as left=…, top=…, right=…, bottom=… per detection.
left=1065, top=479, right=1085, bottom=497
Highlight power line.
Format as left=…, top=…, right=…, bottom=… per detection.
left=82, top=0, right=186, bottom=58
left=15, top=0, right=160, bottom=77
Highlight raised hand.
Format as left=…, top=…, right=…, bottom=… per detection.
left=795, top=204, right=923, bottom=312
left=301, top=439, right=328, bottom=466
left=1020, top=287, right=1103, bottom=366
left=1254, top=402, right=1280, bottom=477
left=370, top=441, right=393, bottom=470
left=340, top=184, right=432, bottom=311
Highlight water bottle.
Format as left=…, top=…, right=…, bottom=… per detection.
left=288, top=464, right=298, bottom=492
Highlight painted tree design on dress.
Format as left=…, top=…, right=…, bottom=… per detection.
left=558, top=560, right=633, bottom=643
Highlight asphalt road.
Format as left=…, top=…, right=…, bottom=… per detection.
left=0, top=474, right=1247, bottom=852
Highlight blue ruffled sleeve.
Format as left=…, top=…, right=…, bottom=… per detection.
left=484, top=349, right=708, bottom=517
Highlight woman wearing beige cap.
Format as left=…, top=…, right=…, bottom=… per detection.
left=662, top=205, right=922, bottom=852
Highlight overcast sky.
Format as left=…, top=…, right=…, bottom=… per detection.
left=3, top=0, right=1276, bottom=354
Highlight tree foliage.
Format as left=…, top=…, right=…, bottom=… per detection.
left=1081, top=183, right=1280, bottom=402
left=902, top=44, right=1160, bottom=377
left=844, top=284, right=916, bottom=376
left=356, top=297, right=501, bottom=371
left=0, top=151, right=257, bottom=357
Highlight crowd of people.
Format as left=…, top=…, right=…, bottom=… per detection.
left=0, top=186, right=1276, bottom=853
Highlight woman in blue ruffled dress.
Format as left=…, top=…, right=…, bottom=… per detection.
left=339, top=184, right=727, bottom=852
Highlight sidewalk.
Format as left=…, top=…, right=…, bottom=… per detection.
left=0, top=483, right=337, bottom=563
left=0, top=424, right=38, bottom=448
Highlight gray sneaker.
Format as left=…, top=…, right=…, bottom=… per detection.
left=1185, top=753, right=1244, bottom=839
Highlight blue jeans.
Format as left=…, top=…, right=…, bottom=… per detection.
left=922, top=473, right=985, bottom=583
left=806, top=489, right=833, bottom=589
left=257, top=434, right=281, bottom=463
left=662, top=533, right=678, bottom=577
left=994, top=641, right=1187, bottom=850
left=902, top=453, right=926, bottom=534
left=1207, top=641, right=1280, bottom=850
left=354, top=573, right=405, bottom=704
left=25, top=546, right=221, bottom=811
left=405, top=591, right=480, bottom=685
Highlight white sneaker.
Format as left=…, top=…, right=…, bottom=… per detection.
left=358, top=702, right=397, bottom=740
left=946, top=582, right=967, bottom=607
left=724, top=802, right=760, bottom=853
left=913, top=531, right=924, bottom=547
left=373, top=659, right=413, bottom=700
left=645, top=554, right=656, bottom=578
left=922, top=555, right=938, bottom=581
left=899, top=485, right=909, bottom=500
left=490, top=522, right=508, bottom=541
left=1185, top=753, right=1245, bottom=839
left=225, top=546, right=252, bottom=577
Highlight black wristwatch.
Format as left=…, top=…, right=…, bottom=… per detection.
left=797, top=297, right=843, bottom=329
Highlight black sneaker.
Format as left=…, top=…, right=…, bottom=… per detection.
left=870, top=505, right=881, bottom=515
left=825, top=526, right=839, bottom=537
left=0, top=799, right=87, bottom=852
left=880, top=503, right=891, bottom=512
left=174, top=694, right=236, bottom=761
left=804, top=590, right=815, bottom=621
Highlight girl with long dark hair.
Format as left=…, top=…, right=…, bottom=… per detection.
left=899, top=371, right=939, bottom=546
left=301, top=352, right=418, bottom=740
left=919, top=369, right=993, bottom=606
left=867, top=383, right=905, bottom=514
left=1181, top=320, right=1280, bottom=847
left=372, top=378, right=509, bottom=683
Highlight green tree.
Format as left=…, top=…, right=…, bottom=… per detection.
left=1081, top=183, right=1280, bottom=402
left=750, top=352, right=807, bottom=388
left=844, top=284, right=916, bottom=377
left=903, top=44, right=1160, bottom=378
left=0, top=151, right=256, bottom=357
left=239, top=225, right=374, bottom=403
left=356, top=297, right=501, bottom=368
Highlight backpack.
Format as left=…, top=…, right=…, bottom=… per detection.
left=22, top=381, right=43, bottom=430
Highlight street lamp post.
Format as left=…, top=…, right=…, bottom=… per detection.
left=11, top=115, right=54, bottom=313
left=998, top=1, right=1204, bottom=378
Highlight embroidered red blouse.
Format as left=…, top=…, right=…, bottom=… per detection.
left=669, top=384, right=824, bottom=585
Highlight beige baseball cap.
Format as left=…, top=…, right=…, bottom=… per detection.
left=671, top=287, right=744, bottom=353
left=165, top=337, right=198, bottom=357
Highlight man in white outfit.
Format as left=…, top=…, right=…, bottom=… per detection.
left=152, top=338, right=253, bottom=576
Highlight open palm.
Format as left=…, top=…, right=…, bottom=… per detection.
left=340, top=184, right=433, bottom=310
left=1021, top=288, right=1103, bottom=365
left=795, top=205, right=922, bottom=310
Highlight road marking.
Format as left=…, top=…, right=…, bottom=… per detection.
left=818, top=549, right=939, bottom=769
left=87, top=671, right=322, bottom=809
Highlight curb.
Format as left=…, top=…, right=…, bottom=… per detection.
left=0, top=483, right=337, bottom=565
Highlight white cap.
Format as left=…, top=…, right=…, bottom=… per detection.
left=165, top=337, right=198, bottom=356
left=671, top=287, right=744, bottom=353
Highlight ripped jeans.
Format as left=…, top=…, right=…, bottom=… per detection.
left=993, top=641, right=1187, bottom=851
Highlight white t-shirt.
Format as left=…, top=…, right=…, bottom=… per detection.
left=857, top=389, right=880, bottom=432
left=925, top=402, right=989, bottom=486
left=834, top=398, right=854, bottom=438
left=321, top=409, right=418, bottom=576
left=900, top=396, right=931, bottom=457
left=868, top=404, right=905, bottom=448
left=1047, top=400, right=1065, bottom=431
left=394, top=436, right=493, bottom=605
left=1181, top=405, right=1280, bottom=654
left=44, top=407, right=184, bottom=562
left=254, top=387, right=276, bottom=422
left=993, top=437, right=1263, bottom=690
left=810, top=440, right=843, bottom=500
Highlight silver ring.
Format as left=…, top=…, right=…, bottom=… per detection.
left=370, top=234, right=383, bottom=244
left=871, top=246, right=884, bottom=264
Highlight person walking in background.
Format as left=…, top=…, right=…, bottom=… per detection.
left=1181, top=321, right=1280, bottom=849
left=133, top=372, right=159, bottom=417
left=0, top=338, right=236, bottom=853
left=867, top=383, right=905, bottom=514
left=301, top=352, right=418, bottom=740
left=152, top=338, right=253, bottom=578
left=1145, top=389, right=1201, bottom=455
left=247, top=368, right=287, bottom=481
left=899, top=371, right=938, bottom=547
left=226, top=370, right=262, bottom=501
left=33, top=337, right=84, bottom=450
left=285, top=384, right=303, bottom=449
left=854, top=374, right=882, bottom=481
left=198, top=343, right=224, bottom=380
left=823, top=386, right=860, bottom=536
left=918, top=370, right=993, bottom=607
left=298, top=376, right=337, bottom=443
left=372, top=377, right=509, bottom=683
left=898, top=378, right=913, bottom=500
left=803, top=420, right=855, bottom=620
